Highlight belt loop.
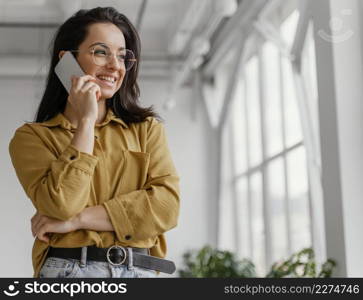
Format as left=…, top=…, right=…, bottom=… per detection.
left=80, top=246, right=87, bottom=268
left=127, top=247, right=134, bottom=270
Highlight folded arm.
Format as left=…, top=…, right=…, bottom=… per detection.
left=9, top=124, right=98, bottom=221
left=31, top=205, right=114, bottom=243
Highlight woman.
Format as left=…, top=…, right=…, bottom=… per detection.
left=8, top=7, right=180, bottom=278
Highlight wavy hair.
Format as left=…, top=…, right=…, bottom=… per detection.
left=35, top=6, right=159, bottom=124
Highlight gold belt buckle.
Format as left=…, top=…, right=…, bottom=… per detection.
left=106, top=245, right=127, bottom=266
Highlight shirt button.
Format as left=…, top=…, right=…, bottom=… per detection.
left=125, top=235, right=131, bottom=240
left=70, top=155, right=76, bottom=160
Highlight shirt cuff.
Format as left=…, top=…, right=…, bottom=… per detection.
left=58, top=144, right=99, bottom=175
left=103, top=197, right=134, bottom=243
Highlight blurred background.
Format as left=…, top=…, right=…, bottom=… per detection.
left=0, top=0, right=362, bottom=277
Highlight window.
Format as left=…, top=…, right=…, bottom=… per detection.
left=263, top=41, right=283, bottom=157
left=220, top=3, right=318, bottom=276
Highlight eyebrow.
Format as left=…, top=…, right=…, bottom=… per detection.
left=88, top=42, right=125, bottom=50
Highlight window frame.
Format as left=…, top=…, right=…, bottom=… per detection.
left=226, top=1, right=316, bottom=274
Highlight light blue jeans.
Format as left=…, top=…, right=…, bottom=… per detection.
left=39, top=247, right=158, bottom=278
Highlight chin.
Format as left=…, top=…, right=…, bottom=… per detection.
left=101, top=91, right=116, bottom=100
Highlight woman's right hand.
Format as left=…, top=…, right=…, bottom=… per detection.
left=68, top=75, right=101, bottom=124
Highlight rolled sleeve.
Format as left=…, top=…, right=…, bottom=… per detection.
left=9, top=125, right=99, bottom=221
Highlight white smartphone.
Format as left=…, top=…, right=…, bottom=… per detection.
left=54, top=51, right=85, bottom=94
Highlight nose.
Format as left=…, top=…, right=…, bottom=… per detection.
left=107, top=54, right=124, bottom=71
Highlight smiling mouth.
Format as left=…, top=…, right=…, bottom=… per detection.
left=96, top=75, right=117, bottom=83
left=96, top=76, right=117, bottom=87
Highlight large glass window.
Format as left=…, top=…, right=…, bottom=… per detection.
left=223, top=4, right=317, bottom=275
left=267, top=157, right=288, bottom=262
left=263, top=42, right=283, bottom=157
left=287, top=147, right=311, bottom=252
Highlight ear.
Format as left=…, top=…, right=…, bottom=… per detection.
left=58, top=50, right=66, bottom=59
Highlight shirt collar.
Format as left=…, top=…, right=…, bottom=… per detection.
left=38, top=108, right=128, bottom=130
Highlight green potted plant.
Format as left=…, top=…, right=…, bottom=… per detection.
left=179, top=245, right=256, bottom=278
left=179, top=245, right=336, bottom=278
left=266, top=247, right=336, bottom=278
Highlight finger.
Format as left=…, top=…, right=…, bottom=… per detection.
left=73, top=77, right=84, bottom=92
left=69, top=76, right=79, bottom=92
left=33, top=214, right=43, bottom=229
left=37, top=227, right=49, bottom=243
left=72, top=74, right=95, bottom=82
left=32, top=216, right=43, bottom=236
left=30, top=211, right=37, bottom=220
left=34, top=217, right=48, bottom=237
left=31, top=212, right=42, bottom=237
left=31, top=211, right=40, bottom=223
left=80, top=74, right=96, bottom=81
left=41, top=229, right=51, bottom=243
left=31, top=216, right=37, bottom=232
left=80, top=81, right=99, bottom=93
left=91, top=84, right=101, bottom=97
left=31, top=219, right=39, bottom=237
left=85, top=85, right=101, bottom=98
left=74, top=75, right=96, bottom=91
left=89, top=85, right=101, bottom=97
left=36, top=223, right=48, bottom=242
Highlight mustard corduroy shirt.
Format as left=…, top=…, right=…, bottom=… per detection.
left=8, top=108, right=180, bottom=278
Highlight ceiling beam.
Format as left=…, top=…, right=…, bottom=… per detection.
left=203, top=0, right=269, bottom=77
left=0, top=22, right=59, bottom=28
left=135, top=0, right=148, bottom=31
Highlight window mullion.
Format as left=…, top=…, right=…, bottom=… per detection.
left=228, top=111, right=241, bottom=256
left=258, top=46, right=272, bottom=270
left=279, top=33, right=293, bottom=257
left=243, top=67, right=253, bottom=260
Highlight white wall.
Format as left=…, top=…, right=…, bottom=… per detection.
left=0, top=76, right=213, bottom=277
left=0, top=78, right=40, bottom=277
left=312, top=0, right=363, bottom=277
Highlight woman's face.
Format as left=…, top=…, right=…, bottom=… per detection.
left=72, top=22, right=127, bottom=100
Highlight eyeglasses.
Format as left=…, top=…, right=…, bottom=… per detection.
left=68, top=45, right=136, bottom=71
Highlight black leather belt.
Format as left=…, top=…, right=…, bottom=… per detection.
left=47, top=245, right=176, bottom=274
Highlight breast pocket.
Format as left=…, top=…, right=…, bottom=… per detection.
left=122, top=150, right=150, bottom=191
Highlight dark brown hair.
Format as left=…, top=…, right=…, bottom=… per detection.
left=35, top=7, right=159, bottom=124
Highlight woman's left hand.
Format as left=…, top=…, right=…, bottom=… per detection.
left=31, top=211, right=80, bottom=243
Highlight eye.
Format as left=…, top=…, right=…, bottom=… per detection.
left=117, top=54, right=126, bottom=60
left=94, top=49, right=107, bottom=56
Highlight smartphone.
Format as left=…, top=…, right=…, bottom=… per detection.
left=54, top=51, right=85, bottom=94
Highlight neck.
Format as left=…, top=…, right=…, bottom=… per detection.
left=63, top=98, right=107, bottom=128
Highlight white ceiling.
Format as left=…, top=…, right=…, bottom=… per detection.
left=0, top=0, right=193, bottom=56
left=0, top=0, right=244, bottom=80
